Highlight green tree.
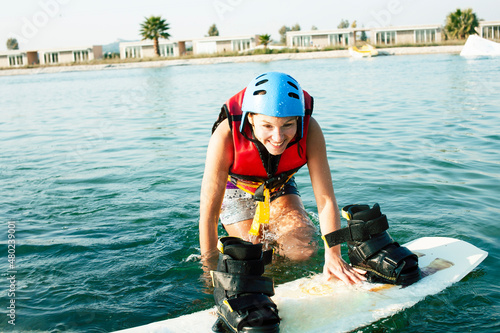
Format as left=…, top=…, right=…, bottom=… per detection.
left=259, top=34, right=272, bottom=50
left=337, top=19, right=349, bottom=29
left=351, top=20, right=357, bottom=29
left=208, top=23, right=219, bottom=37
left=444, top=8, right=479, bottom=40
left=278, top=25, right=290, bottom=44
left=140, top=16, right=171, bottom=56
left=360, top=30, right=367, bottom=42
left=279, top=24, right=300, bottom=44
left=6, top=38, right=19, bottom=50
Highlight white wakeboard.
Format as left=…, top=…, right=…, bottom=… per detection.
left=460, top=34, right=500, bottom=57
left=114, top=237, right=488, bottom=333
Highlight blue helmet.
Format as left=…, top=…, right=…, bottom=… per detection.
left=240, top=72, right=305, bottom=138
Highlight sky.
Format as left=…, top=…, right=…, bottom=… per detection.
left=1, top=0, right=499, bottom=51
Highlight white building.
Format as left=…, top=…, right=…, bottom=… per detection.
left=38, top=45, right=103, bottom=65
left=286, top=24, right=443, bottom=48
left=286, top=29, right=357, bottom=48
left=479, top=21, right=500, bottom=40
left=371, top=25, right=442, bottom=45
left=192, top=35, right=257, bottom=55
left=119, top=40, right=187, bottom=59
left=0, top=50, right=38, bottom=67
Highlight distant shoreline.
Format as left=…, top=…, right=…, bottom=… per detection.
left=0, top=45, right=463, bottom=77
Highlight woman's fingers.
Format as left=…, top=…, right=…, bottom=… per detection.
left=324, top=261, right=366, bottom=285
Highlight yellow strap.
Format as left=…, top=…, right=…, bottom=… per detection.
left=210, top=270, right=215, bottom=287
left=228, top=174, right=295, bottom=236
left=341, top=209, right=352, bottom=220
left=227, top=176, right=260, bottom=196
left=217, top=239, right=224, bottom=254
left=248, top=188, right=270, bottom=236
left=321, top=235, right=330, bottom=248
left=223, top=299, right=234, bottom=312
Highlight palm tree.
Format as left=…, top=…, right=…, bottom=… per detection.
left=6, top=38, right=19, bottom=50
left=140, top=16, right=171, bottom=56
left=259, top=34, right=272, bottom=50
left=444, top=8, right=479, bottom=40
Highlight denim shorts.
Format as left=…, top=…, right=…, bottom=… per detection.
left=219, top=177, right=300, bottom=225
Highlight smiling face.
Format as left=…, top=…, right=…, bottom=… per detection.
left=248, top=113, right=298, bottom=155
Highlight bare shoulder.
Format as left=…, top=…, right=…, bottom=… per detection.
left=308, top=116, right=321, bottom=131
left=306, top=117, right=326, bottom=152
left=211, top=118, right=233, bottom=145
left=208, top=118, right=234, bottom=164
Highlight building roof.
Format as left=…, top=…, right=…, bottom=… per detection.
left=192, top=35, right=257, bottom=42
left=286, top=28, right=361, bottom=37
left=286, top=24, right=444, bottom=37
left=0, top=50, right=30, bottom=56
left=119, top=39, right=179, bottom=48
left=37, top=45, right=98, bottom=53
left=479, top=20, right=500, bottom=26
left=370, top=24, right=442, bottom=32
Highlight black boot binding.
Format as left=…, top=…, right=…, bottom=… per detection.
left=322, top=203, right=421, bottom=286
left=211, top=237, right=280, bottom=333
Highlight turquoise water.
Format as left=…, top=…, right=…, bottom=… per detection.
left=1, top=54, right=499, bottom=332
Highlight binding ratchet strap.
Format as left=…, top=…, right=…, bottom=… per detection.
left=322, top=215, right=389, bottom=248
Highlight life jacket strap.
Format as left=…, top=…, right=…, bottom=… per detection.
left=249, top=188, right=270, bottom=236
left=250, top=174, right=296, bottom=236
left=228, top=173, right=296, bottom=236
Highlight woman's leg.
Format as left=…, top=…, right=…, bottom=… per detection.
left=223, top=219, right=257, bottom=242
left=222, top=193, right=318, bottom=261
left=268, top=194, right=318, bottom=261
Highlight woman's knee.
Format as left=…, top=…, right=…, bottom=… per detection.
left=276, top=227, right=318, bottom=261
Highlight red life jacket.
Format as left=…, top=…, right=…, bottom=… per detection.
left=215, top=88, right=314, bottom=187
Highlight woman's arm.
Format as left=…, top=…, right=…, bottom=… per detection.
left=306, top=117, right=365, bottom=285
left=199, top=119, right=234, bottom=258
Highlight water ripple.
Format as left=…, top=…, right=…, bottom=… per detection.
left=1, top=54, right=498, bottom=332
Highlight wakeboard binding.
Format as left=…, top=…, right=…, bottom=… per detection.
left=323, top=203, right=421, bottom=286
left=211, top=237, right=280, bottom=333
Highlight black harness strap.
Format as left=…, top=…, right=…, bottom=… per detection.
left=212, top=104, right=243, bottom=134
left=253, top=172, right=294, bottom=202
left=306, top=96, right=314, bottom=115
left=229, top=113, right=242, bottom=123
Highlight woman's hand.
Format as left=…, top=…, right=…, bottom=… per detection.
left=199, top=248, right=219, bottom=293
left=306, top=119, right=365, bottom=284
left=323, top=245, right=366, bottom=285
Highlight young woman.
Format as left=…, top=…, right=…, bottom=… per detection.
left=199, top=72, right=365, bottom=286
